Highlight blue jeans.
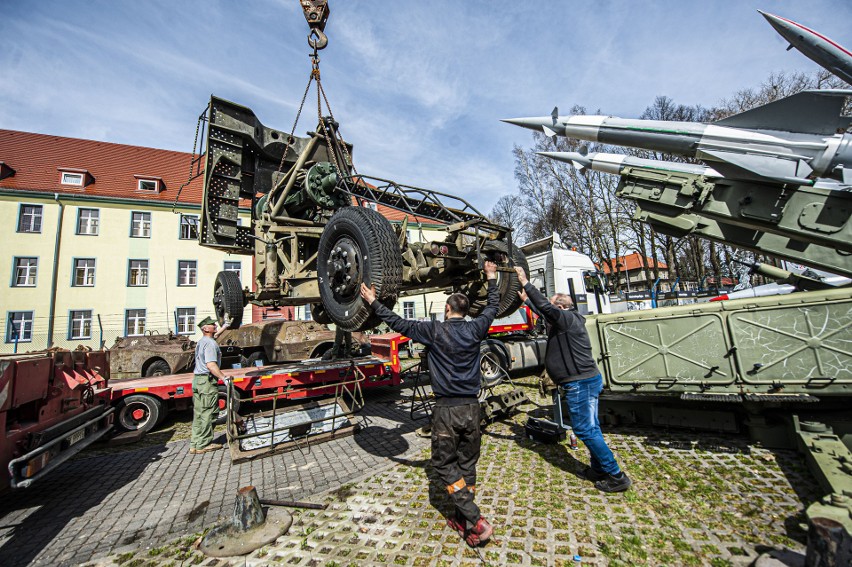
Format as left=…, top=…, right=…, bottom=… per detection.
left=562, top=374, right=621, bottom=475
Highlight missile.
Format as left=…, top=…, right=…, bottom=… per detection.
left=503, top=89, right=852, bottom=187
left=538, top=150, right=722, bottom=178
left=708, top=283, right=795, bottom=302
left=759, top=11, right=852, bottom=85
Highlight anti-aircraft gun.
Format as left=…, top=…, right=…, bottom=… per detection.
left=194, top=96, right=526, bottom=332
left=505, top=21, right=852, bottom=559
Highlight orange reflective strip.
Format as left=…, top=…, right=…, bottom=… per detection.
left=446, top=478, right=467, bottom=494
left=469, top=485, right=476, bottom=494
left=134, top=388, right=149, bottom=393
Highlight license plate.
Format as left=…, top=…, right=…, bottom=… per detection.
left=68, top=429, right=86, bottom=446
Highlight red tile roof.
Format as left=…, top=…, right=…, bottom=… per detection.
left=0, top=129, right=205, bottom=205
left=600, top=252, right=667, bottom=274
left=0, top=129, right=444, bottom=225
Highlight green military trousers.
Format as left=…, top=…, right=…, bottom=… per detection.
left=190, top=373, right=219, bottom=449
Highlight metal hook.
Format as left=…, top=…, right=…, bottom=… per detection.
left=308, top=28, right=328, bottom=50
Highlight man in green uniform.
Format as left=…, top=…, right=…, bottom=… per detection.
left=190, top=316, right=228, bottom=454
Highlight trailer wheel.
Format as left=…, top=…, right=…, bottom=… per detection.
left=317, top=207, right=402, bottom=331
left=216, top=385, right=242, bottom=425
left=480, top=343, right=508, bottom=387
left=144, top=359, right=171, bottom=377
left=467, top=240, right=529, bottom=319
left=115, top=394, right=163, bottom=433
left=213, top=271, right=245, bottom=328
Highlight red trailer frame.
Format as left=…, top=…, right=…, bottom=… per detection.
left=109, top=333, right=404, bottom=433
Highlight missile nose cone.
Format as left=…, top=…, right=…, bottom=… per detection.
left=501, top=117, right=550, bottom=131
left=537, top=151, right=592, bottom=170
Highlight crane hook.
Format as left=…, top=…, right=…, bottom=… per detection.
left=300, top=0, right=330, bottom=50
left=308, top=28, right=328, bottom=50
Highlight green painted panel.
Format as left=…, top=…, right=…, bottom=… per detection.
left=600, top=312, right=734, bottom=389
left=730, top=298, right=852, bottom=385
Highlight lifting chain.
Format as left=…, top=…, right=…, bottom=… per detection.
left=172, top=105, right=206, bottom=214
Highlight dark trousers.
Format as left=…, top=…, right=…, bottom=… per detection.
left=431, top=402, right=481, bottom=526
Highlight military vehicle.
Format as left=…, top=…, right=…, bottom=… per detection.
left=194, top=95, right=526, bottom=333
left=505, top=15, right=852, bottom=559
left=108, top=322, right=369, bottom=379
left=108, top=332, right=196, bottom=380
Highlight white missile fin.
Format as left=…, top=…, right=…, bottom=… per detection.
left=701, top=149, right=810, bottom=185
left=714, top=90, right=852, bottom=135
left=571, top=160, right=587, bottom=171
left=542, top=125, right=557, bottom=138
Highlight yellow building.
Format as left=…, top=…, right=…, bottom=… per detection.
left=0, top=129, right=248, bottom=353
left=0, top=129, right=455, bottom=355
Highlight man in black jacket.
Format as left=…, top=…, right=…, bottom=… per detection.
left=515, top=267, right=632, bottom=493
left=359, top=260, right=498, bottom=547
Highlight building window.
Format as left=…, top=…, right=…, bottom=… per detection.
left=61, top=172, right=84, bottom=186
left=69, top=310, right=92, bottom=340
left=128, top=259, right=149, bottom=287
left=12, top=257, right=38, bottom=287
left=137, top=179, right=159, bottom=192
left=17, top=204, right=43, bottom=233
left=403, top=301, right=416, bottom=319
left=76, top=208, right=99, bottom=235
left=179, top=215, right=199, bottom=240
left=6, top=311, right=33, bottom=343
left=73, top=258, right=96, bottom=287
left=224, top=261, right=241, bottom=281
left=178, top=261, right=197, bottom=286
left=130, top=211, right=151, bottom=238
left=125, top=309, right=146, bottom=336
left=176, top=308, right=195, bottom=334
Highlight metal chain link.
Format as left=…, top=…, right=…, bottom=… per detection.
left=172, top=106, right=205, bottom=213
left=275, top=49, right=318, bottom=178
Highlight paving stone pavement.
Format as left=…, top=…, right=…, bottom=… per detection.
left=1, top=379, right=820, bottom=567
left=0, top=384, right=429, bottom=567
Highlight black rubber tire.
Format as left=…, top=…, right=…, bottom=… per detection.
left=246, top=351, right=265, bottom=368
left=467, top=240, right=529, bottom=318
left=317, top=207, right=402, bottom=331
left=215, top=384, right=242, bottom=425
left=480, top=343, right=508, bottom=388
left=115, top=394, right=164, bottom=433
left=144, top=359, right=171, bottom=377
left=213, top=271, right=245, bottom=328
left=309, top=303, right=333, bottom=325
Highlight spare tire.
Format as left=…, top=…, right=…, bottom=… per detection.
left=213, top=271, right=245, bottom=328
left=317, top=206, right=402, bottom=331
left=467, top=240, right=529, bottom=318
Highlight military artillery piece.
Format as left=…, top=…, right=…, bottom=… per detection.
left=196, top=96, right=526, bottom=332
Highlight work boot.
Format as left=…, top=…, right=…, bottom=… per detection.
left=195, top=443, right=224, bottom=454
left=594, top=472, right=632, bottom=493
left=581, top=466, right=608, bottom=482
left=189, top=448, right=198, bottom=455
left=464, top=516, right=493, bottom=547
left=446, top=514, right=465, bottom=537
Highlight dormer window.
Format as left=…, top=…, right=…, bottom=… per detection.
left=58, top=167, right=94, bottom=187
left=62, top=172, right=84, bottom=186
left=134, top=175, right=163, bottom=192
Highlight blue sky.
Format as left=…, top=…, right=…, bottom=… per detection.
left=2, top=0, right=850, bottom=213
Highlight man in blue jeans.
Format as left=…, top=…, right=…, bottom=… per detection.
left=515, top=267, right=632, bottom=492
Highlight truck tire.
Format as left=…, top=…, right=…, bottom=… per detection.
left=309, top=303, right=333, bottom=325
left=317, top=207, right=402, bottom=331
left=144, top=359, right=171, bottom=377
left=468, top=240, right=529, bottom=318
left=480, top=343, right=508, bottom=387
left=246, top=351, right=265, bottom=368
left=115, top=394, right=164, bottom=433
left=214, top=271, right=245, bottom=328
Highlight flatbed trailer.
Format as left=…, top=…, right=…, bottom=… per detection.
left=109, top=333, right=404, bottom=433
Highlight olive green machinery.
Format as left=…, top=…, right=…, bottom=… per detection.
left=507, top=91, right=852, bottom=560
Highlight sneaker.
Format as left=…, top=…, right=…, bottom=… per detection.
left=195, top=443, right=224, bottom=454
left=581, top=466, right=608, bottom=482
left=465, top=516, right=493, bottom=547
left=594, top=472, right=632, bottom=493
left=446, top=514, right=465, bottom=537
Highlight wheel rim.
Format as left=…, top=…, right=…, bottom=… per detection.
left=326, top=236, right=362, bottom=302
left=120, top=403, right=150, bottom=430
